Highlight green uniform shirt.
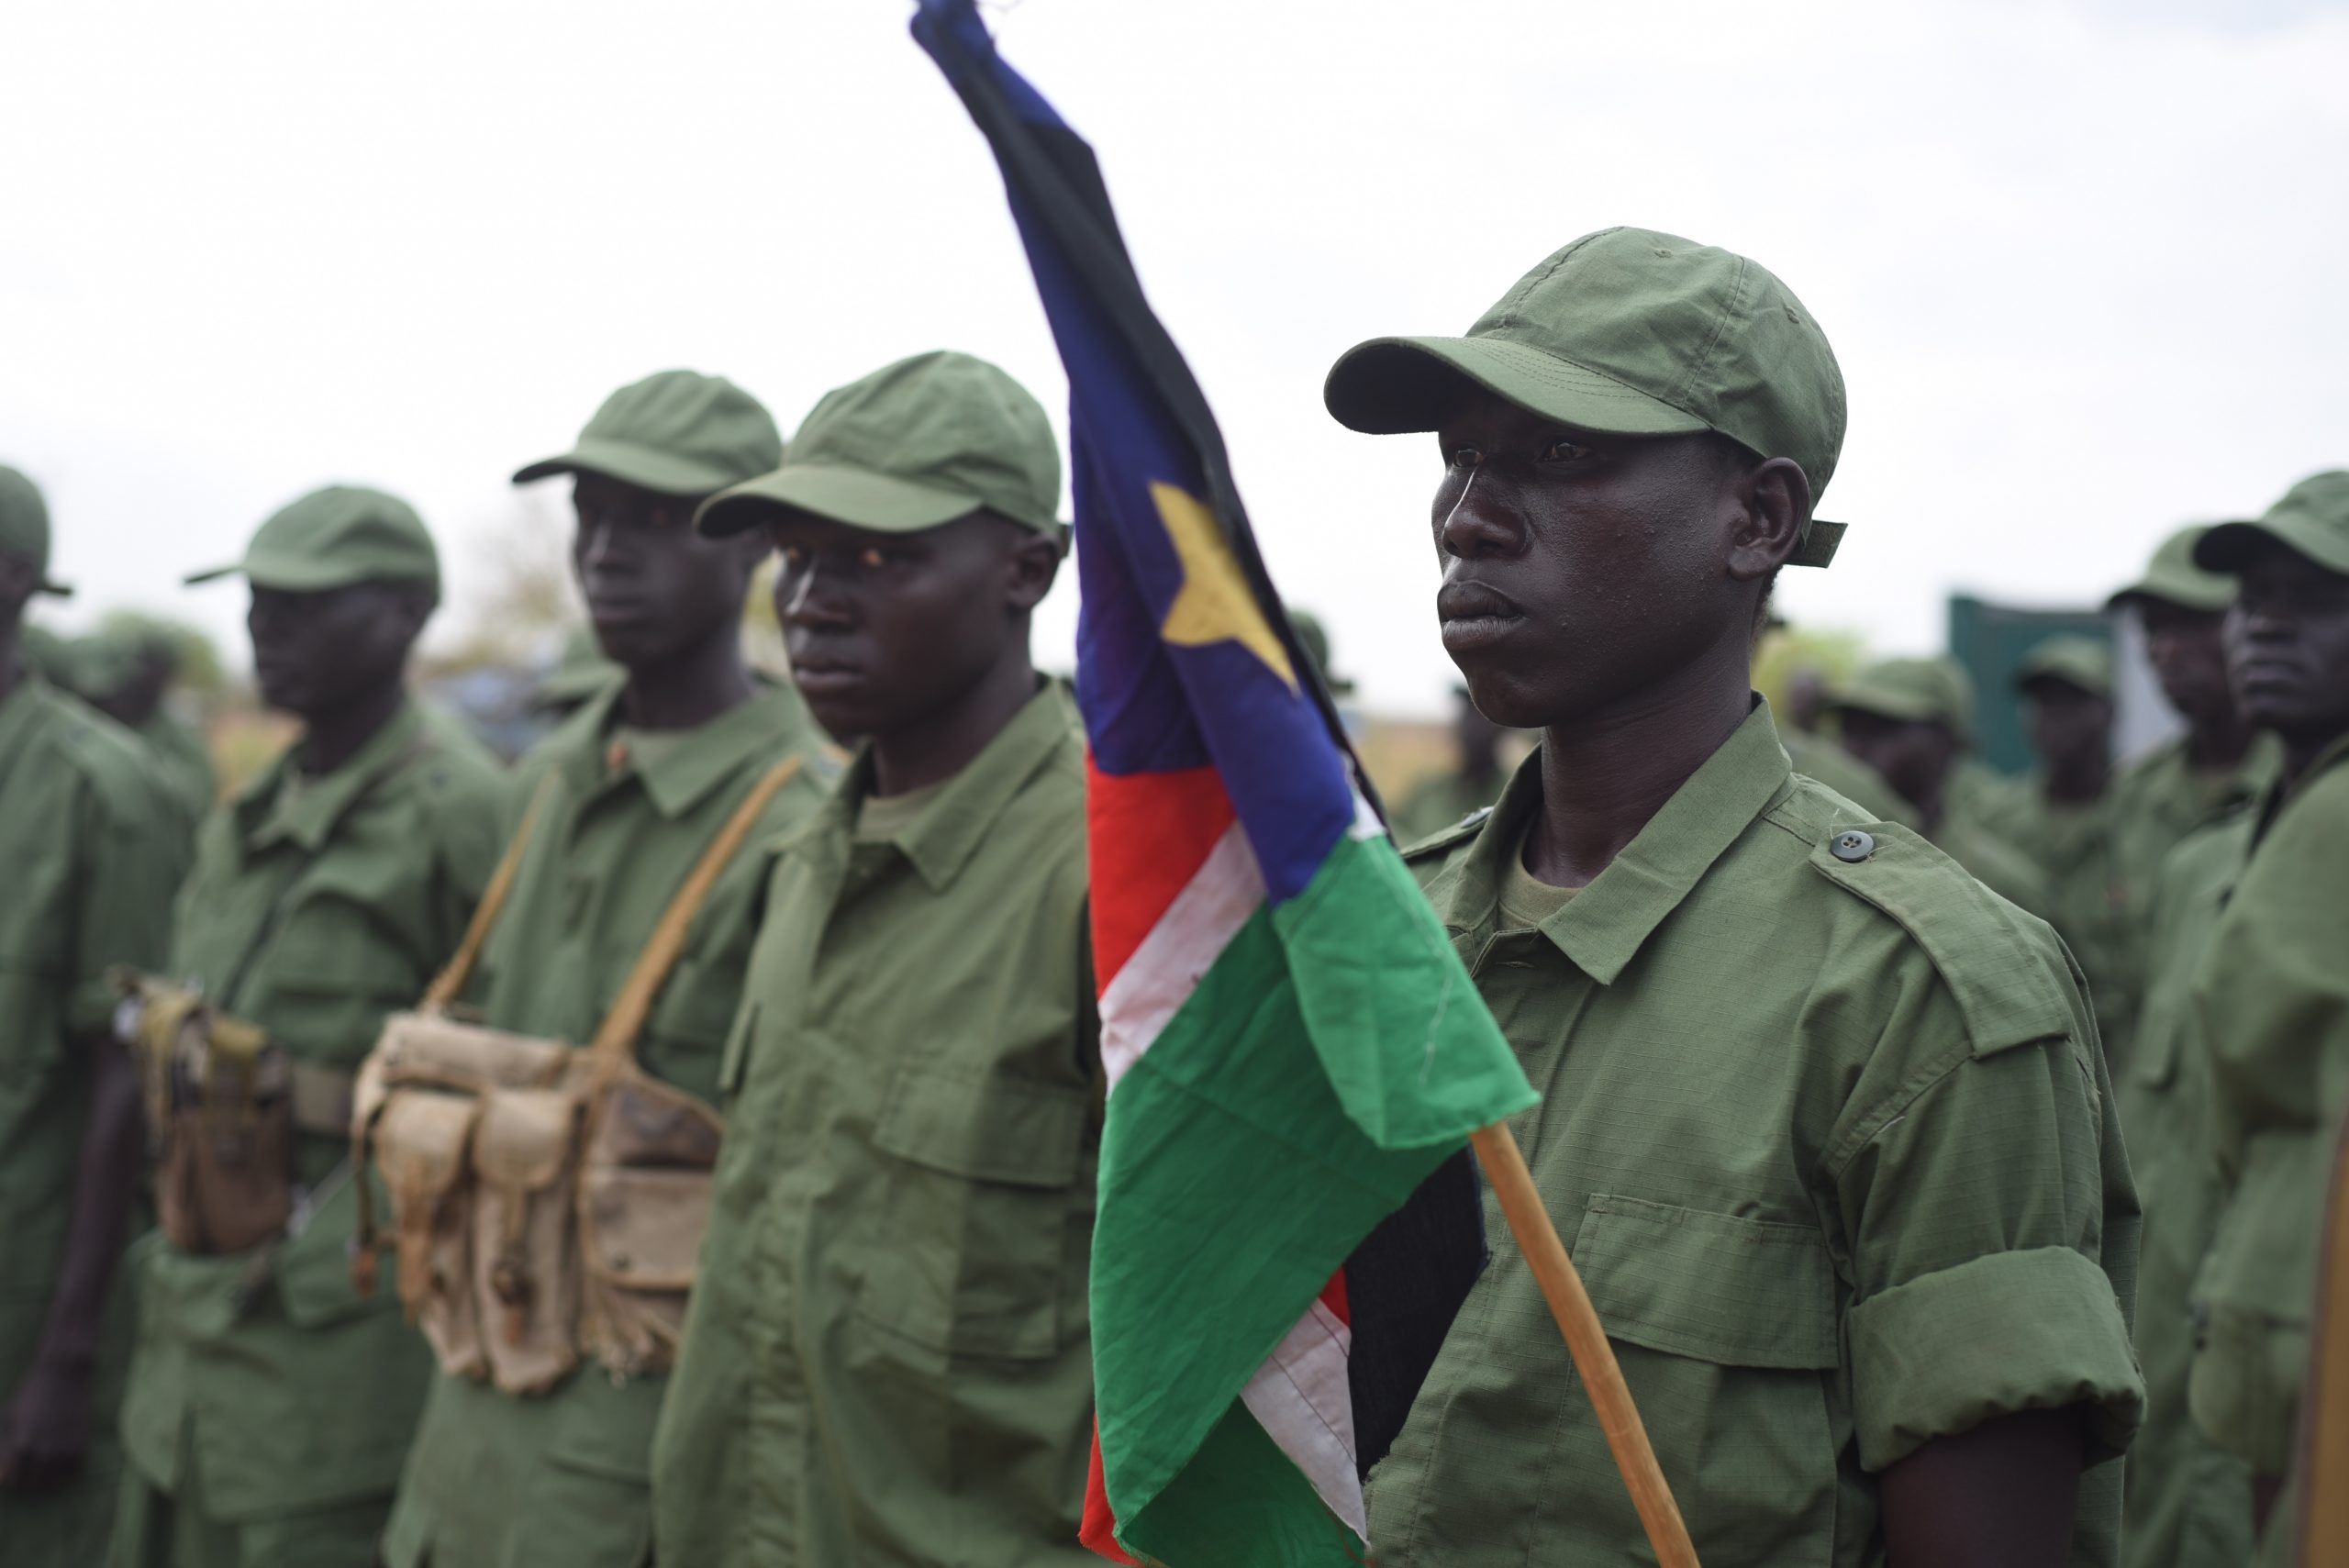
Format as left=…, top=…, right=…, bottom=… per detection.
left=2119, top=815, right=2256, bottom=1568
left=1365, top=704, right=2142, bottom=1567
left=2103, top=734, right=2278, bottom=1073
left=0, top=676, right=184, bottom=1559
left=118, top=699, right=505, bottom=1523
left=2188, top=735, right=2349, bottom=1480
left=383, top=680, right=832, bottom=1568
left=651, top=683, right=1097, bottom=1568
left=1989, top=785, right=2140, bottom=1059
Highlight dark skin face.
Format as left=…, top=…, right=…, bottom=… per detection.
left=2225, top=538, right=2349, bottom=785
left=1423, top=388, right=2085, bottom=1561
left=248, top=580, right=429, bottom=774
left=1836, top=710, right=1958, bottom=828
left=1428, top=393, right=1802, bottom=885
left=769, top=508, right=1062, bottom=795
left=2021, top=678, right=2113, bottom=804
left=2137, top=599, right=2234, bottom=728
left=573, top=474, right=761, bottom=680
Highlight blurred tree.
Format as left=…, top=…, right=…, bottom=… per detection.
left=1755, top=624, right=1869, bottom=728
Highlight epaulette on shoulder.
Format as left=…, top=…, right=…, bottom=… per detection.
left=1398, top=805, right=1492, bottom=865
left=1798, top=816, right=2080, bottom=1061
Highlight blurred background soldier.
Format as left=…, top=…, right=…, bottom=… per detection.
left=381, top=371, right=832, bottom=1568
left=110, top=487, right=505, bottom=1568
left=1828, top=654, right=2054, bottom=919
left=2183, top=473, right=2349, bottom=1564
left=1993, top=637, right=2137, bottom=1057
left=0, top=464, right=185, bottom=1563
left=1393, top=684, right=1510, bottom=843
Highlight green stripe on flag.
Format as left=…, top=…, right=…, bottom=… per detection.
left=1095, top=831, right=1534, bottom=1562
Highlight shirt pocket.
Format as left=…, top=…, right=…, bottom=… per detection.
left=1574, top=1193, right=1843, bottom=1563
left=853, top=1063, right=1094, bottom=1362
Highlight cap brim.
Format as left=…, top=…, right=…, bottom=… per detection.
left=37, top=575, right=72, bottom=598
left=1324, top=335, right=1710, bottom=440
left=513, top=439, right=735, bottom=497
left=1828, top=689, right=1945, bottom=727
left=1324, top=334, right=1846, bottom=569
left=2196, top=517, right=2349, bottom=578
left=696, top=463, right=983, bottom=539
left=2103, top=578, right=2232, bottom=615
left=183, top=552, right=423, bottom=593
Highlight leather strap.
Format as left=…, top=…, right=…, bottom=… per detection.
left=420, top=772, right=560, bottom=1013
left=585, top=755, right=804, bottom=1086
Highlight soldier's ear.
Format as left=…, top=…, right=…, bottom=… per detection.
left=1726, top=453, right=1809, bottom=584
left=1004, top=526, right=1063, bottom=617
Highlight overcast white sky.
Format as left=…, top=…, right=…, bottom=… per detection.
left=6, top=0, right=2345, bottom=715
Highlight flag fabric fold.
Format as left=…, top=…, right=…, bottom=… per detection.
left=912, top=6, right=1538, bottom=1562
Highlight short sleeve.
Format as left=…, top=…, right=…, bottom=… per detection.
left=66, top=762, right=186, bottom=1034
left=1836, top=1008, right=2144, bottom=1472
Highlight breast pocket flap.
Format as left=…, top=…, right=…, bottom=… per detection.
left=872, top=1067, right=1088, bottom=1190
left=1575, top=1194, right=1839, bottom=1371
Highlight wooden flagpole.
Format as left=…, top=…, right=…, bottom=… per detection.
left=1469, top=1122, right=1701, bottom=1568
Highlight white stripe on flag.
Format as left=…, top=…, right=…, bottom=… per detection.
left=1241, top=1296, right=1367, bottom=1540
left=1097, top=820, right=1263, bottom=1094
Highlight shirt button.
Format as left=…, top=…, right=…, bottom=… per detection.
left=1831, top=829, right=1876, bottom=862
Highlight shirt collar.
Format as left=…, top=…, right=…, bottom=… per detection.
left=2254, top=728, right=2349, bottom=848
left=569, top=680, right=818, bottom=821
left=240, top=699, right=429, bottom=854
left=1430, top=698, right=1794, bottom=984
left=834, top=680, right=1078, bottom=893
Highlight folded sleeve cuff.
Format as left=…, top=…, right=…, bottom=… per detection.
left=1850, top=1246, right=2144, bottom=1472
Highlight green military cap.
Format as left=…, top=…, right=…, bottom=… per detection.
left=2105, top=524, right=2239, bottom=615
left=2015, top=635, right=2114, bottom=701
left=186, top=484, right=441, bottom=597
left=0, top=463, right=72, bottom=597
left=1322, top=226, right=1850, bottom=568
left=1831, top=655, right=1977, bottom=740
left=697, top=350, right=1061, bottom=538
left=2196, top=470, right=2349, bottom=578
left=1289, top=608, right=1354, bottom=696
left=514, top=370, right=784, bottom=497
left=64, top=628, right=143, bottom=700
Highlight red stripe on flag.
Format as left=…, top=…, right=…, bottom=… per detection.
left=1319, top=1267, right=1350, bottom=1327
left=1087, top=760, right=1237, bottom=990
left=1081, top=1418, right=1140, bottom=1563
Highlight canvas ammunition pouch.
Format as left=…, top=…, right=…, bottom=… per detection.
left=352, top=757, right=797, bottom=1395
left=115, top=972, right=359, bottom=1257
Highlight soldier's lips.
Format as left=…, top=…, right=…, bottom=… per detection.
left=1438, top=583, right=1525, bottom=653
left=791, top=660, right=864, bottom=696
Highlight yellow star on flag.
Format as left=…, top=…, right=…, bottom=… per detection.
left=1150, top=481, right=1297, bottom=691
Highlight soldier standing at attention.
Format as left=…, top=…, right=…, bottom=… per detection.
left=1320, top=227, right=2141, bottom=1566
left=2181, top=472, right=2349, bottom=1564
left=1394, top=684, right=1511, bottom=842
left=2120, top=738, right=2266, bottom=1565
left=1828, top=654, right=2057, bottom=920
left=110, top=487, right=505, bottom=1566
left=2102, top=527, right=2277, bottom=956
left=650, top=350, right=1097, bottom=1567
left=1995, top=638, right=2141, bottom=1057
left=0, top=465, right=184, bottom=1563
left=379, top=371, right=833, bottom=1568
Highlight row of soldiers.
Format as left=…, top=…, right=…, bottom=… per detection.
left=0, top=225, right=2343, bottom=1567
